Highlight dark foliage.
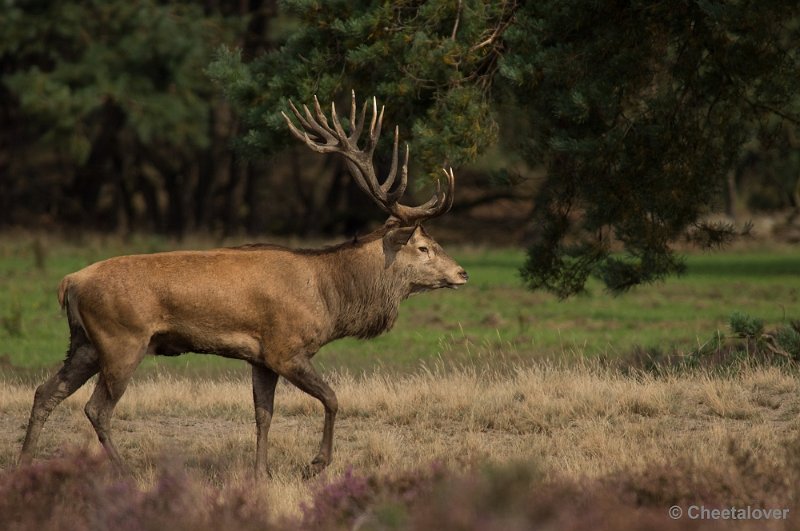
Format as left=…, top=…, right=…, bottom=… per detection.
left=213, top=0, right=800, bottom=294
left=1, top=1, right=798, bottom=287
left=0, top=1, right=271, bottom=237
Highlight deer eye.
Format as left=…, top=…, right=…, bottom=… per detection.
left=418, top=246, right=429, bottom=254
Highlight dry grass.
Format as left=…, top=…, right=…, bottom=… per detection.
left=2, top=361, right=799, bottom=521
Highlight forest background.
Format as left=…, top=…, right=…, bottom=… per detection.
left=2, top=0, right=798, bottom=296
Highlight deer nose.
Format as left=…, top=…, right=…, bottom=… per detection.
left=458, top=269, right=469, bottom=282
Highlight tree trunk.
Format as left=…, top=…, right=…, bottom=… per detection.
left=725, top=170, right=738, bottom=221
left=71, top=102, right=125, bottom=229
left=245, top=160, right=270, bottom=235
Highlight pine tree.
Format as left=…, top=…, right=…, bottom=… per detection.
left=0, top=1, right=241, bottom=233
left=211, top=0, right=800, bottom=295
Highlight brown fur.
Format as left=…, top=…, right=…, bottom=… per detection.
left=19, top=224, right=467, bottom=476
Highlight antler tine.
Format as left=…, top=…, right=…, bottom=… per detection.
left=329, top=101, right=351, bottom=149
left=301, top=102, right=336, bottom=143
left=416, top=176, right=444, bottom=212
left=382, top=126, right=400, bottom=193
left=283, top=97, right=343, bottom=153
left=348, top=94, right=368, bottom=145
left=430, top=167, right=455, bottom=215
left=368, top=96, right=377, bottom=139
left=281, top=110, right=306, bottom=142
left=435, top=167, right=455, bottom=215
left=312, top=95, right=334, bottom=134
left=416, top=195, right=440, bottom=213
left=345, top=160, right=392, bottom=214
left=285, top=100, right=320, bottom=140
left=365, top=97, right=385, bottom=154
left=284, top=93, right=457, bottom=225
left=367, top=104, right=385, bottom=157
left=282, top=110, right=334, bottom=154
left=349, top=90, right=356, bottom=133
left=398, top=144, right=410, bottom=197
left=390, top=166, right=455, bottom=224
left=384, top=140, right=408, bottom=203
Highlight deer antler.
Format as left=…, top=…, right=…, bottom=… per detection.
left=282, top=91, right=455, bottom=225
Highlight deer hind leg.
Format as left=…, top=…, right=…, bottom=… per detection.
left=84, top=339, right=145, bottom=472
left=19, top=326, right=99, bottom=465
left=276, top=355, right=338, bottom=477
left=251, top=363, right=279, bottom=478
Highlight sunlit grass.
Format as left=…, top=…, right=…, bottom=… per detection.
left=3, top=362, right=799, bottom=522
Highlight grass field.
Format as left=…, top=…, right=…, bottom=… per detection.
left=0, top=232, right=798, bottom=373
left=2, top=364, right=799, bottom=528
left=1, top=232, right=799, bottom=529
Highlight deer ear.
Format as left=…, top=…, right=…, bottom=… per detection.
left=384, top=226, right=418, bottom=251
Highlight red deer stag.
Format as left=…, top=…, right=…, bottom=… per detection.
left=19, top=92, right=468, bottom=476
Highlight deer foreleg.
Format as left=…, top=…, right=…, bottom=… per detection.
left=277, top=355, right=338, bottom=477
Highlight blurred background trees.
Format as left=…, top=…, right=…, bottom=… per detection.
left=0, top=0, right=274, bottom=237
left=1, top=0, right=798, bottom=294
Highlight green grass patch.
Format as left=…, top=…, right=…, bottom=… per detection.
left=0, top=234, right=798, bottom=374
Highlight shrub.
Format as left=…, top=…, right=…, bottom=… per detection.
left=0, top=452, right=275, bottom=531
left=729, top=312, right=765, bottom=339
left=773, top=325, right=800, bottom=358
left=620, top=312, right=800, bottom=374
left=300, top=463, right=445, bottom=530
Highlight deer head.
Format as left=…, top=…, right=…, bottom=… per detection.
left=282, top=93, right=467, bottom=291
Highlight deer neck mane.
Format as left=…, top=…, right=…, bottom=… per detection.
left=318, top=235, right=411, bottom=341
